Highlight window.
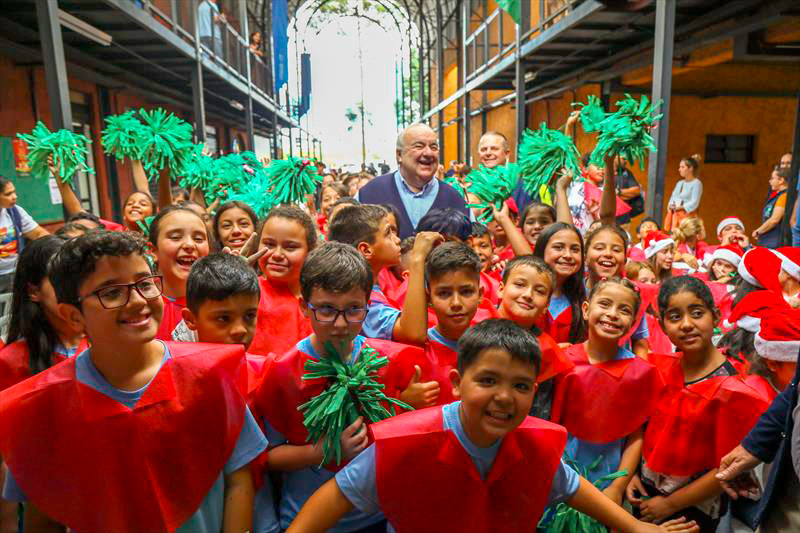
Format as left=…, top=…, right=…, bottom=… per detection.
left=705, top=135, right=756, bottom=164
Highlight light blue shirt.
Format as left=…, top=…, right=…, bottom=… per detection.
left=197, top=0, right=220, bottom=40
left=3, top=346, right=267, bottom=533
left=259, top=335, right=385, bottom=533
left=549, top=294, right=571, bottom=319
left=363, top=285, right=400, bottom=340
left=428, top=326, right=458, bottom=351
left=336, top=401, right=580, bottom=521
left=392, top=170, right=440, bottom=230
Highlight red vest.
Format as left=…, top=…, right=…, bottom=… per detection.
left=249, top=277, right=312, bottom=357
left=642, top=352, right=770, bottom=476
left=0, top=338, right=89, bottom=392
left=155, top=294, right=186, bottom=341
left=535, top=332, right=574, bottom=384
left=373, top=407, right=567, bottom=532
left=0, top=342, right=247, bottom=532
left=377, top=268, right=407, bottom=306
left=551, top=343, right=664, bottom=443
left=421, top=338, right=459, bottom=406
left=479, top=271, right=501, bottom=306
left=542, top=306, right=572, bottom=344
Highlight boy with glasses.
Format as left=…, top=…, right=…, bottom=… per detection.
left=0, top=231, right=266, bottom=532
left=252, top=242, right=424, bottom=533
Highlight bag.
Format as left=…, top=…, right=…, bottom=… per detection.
left=7, top=206, right=24, bottom=254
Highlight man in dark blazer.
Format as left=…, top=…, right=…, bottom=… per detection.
left=357, top=123, right=468, bottom=239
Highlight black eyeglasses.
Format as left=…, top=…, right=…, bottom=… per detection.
left=78, top=276, right=164, bottom=309
left=306, top=303, right=368, bottom=324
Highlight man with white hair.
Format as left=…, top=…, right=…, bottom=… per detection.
left=357, top=123, right=468, bottom=239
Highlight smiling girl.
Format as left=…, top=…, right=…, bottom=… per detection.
left=520, top=203, right=556, bottom=249
left=644, top=231, right=675, bottom=282
left=213, top=201, right=258, bottom=253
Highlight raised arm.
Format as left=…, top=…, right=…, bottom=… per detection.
left=156, top=166, right=173, bottom=210
left=555, top=171, right=574, bottom=224
left=48, top=157, right=83, bottom=216
left=393, top=231, right=443, bottom=345
left=491, top=203, right=532, bottom=256
left=599, top=155, right=617, bottom=225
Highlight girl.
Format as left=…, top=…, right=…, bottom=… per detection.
left=665, top=155, right=703, bottom=231
left=0, top=177, right=49, bottom=292
left=148, top=206, right=211, bottom=341
left=644, top=230, right=675, bottom=282
left=706, top=244, right=743, bottom=285
left=752, top=167, right=789, bottom=248
left=550, top=278, right=662, bottom=510
left=671, top=217, right=708, bottom=271
left=213, top=200, right=258, bottom=253
left=626, top=261, right=657, bottom=285
left=519, top=202, right=556, bottom=249
left=122, top=190, right=157, bottom=232
left=628, top=277, right=769, bottom=532
left=533, top=222, right=586, bottom=344
left=248, top=205, right=316, bottom=357
left=316, top=182, right=348, bottom=234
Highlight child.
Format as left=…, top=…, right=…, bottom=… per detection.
left=147, top=205, right=211, bottom=340
left=467, top=222, right=494, bottom=273
left=519, top=201, right=556, bottom=249
left=377, top=235, right=414, bottom=304
left=672, top=217, right=709, bottom=271
left=644, top=230, right=675, bottom=282
left=0, top=231, right=265, bottom=532
left=626, top=261, right=658, bottom=285
left=629, top=217, right=660, bottom=261
left=286, top=319, right=699, bottom=533
left=214, top=201, right=258, bottom=253
left=252, top=242, right=423, bottom=532
left=533, top=222, right=586, bottom=344
left=329, top=204, right=437, bottom=345
left=706, top=244, right=743, bottom=284
left=249, top=205, right=316, bottom=356
left=628, top=276, right=770, bottom=531
left=750, top=311, right=798, bottom=394
left=716, top=216, right=748, bottom=248
left=496, top=255, right=574, bottom=420
left=486, top=200, right=519, bottom=261
left=550, top=278, right=663, bottom=510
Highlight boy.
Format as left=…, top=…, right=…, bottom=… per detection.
left=630, top=217, right=660, bottom=261
left=252, top=242, right=425, bottom=532
left=467, top=222, right=494, bottom=273
left=286, top=319, right=698, bottom=533
left=0, top=231, right=265, bottom=533
left=329, top=204, right=441, bottom=345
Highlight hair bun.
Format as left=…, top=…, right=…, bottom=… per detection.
left=690, top=154, right=702, bottom=164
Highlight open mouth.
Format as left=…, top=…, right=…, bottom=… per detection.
left=119, top=313, right=151, bottom=327
left=597, top=259, right=616, bottom=269
left=176, top=256, right=197, bottom=269
left=598, top=320, right=622, bottom=332
left=486, top=409, right=514, bottom=423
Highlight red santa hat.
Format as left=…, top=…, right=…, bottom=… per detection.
left=754, top=311, right=800, bottom=362
left=772, top=246, right=800, bottom=282
left=737, top=247, right=784, bottom=293
left=716, top=216, right=745, bottom=237
left=644, top=230, right=674, bottom=260
left=723, top=289, right=791, bottom=332
left=710, top=243, right=744, bottom=268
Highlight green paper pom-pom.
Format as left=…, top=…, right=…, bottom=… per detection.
left=572, top=95, right=606, bottom=133
left=497, top=0, right=520, bottom=24
left=17, top=121, right=94, bottom=185
left=444, top=175, right=467, bottom=199
left=101, top=110, right=144, bottom=160
left=136, top=108, right=194, bottom=180
left=266, top=157, right=321, bottom=206
left=466, top=164, right=519, bottom=223
left=590, top=94, right=663, bottom=170
left=517, top=123, right=581, bottom=197
left=209, top=151, right=264, bottom=205
left=178, top=144, right=218, bottom=203
left=299, top=342, right=412, bottom=467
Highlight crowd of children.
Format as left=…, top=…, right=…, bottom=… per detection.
left=0, top=145, right=797, bottom=533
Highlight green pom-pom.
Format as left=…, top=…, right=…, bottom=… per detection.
left=590, top=94, right=663, bottom=170
left=226, top=152, right=275, bottom=217
left=136, top=108, right=194, bottom=180
left=209, top=151, right=265, bottom=205
left=101, top=110, right=144, bottom=160
left=178, top=144, right=218, bottom=203
left=518, top=123, right=581, bottom=197
left=135, top=215, right=156, bottom=239
left=572, top=95, right=606, bottom=133
left=17, top=121, right=94, bottom=185
left=266, top=157, right=321, bottom=206
left=497, top=0, right=520, bottom=23
left=466, top=164, right=519, bottom=223
left=299, top=341, right=412, bottom=467
left=444, top=175, right=467, bottom=199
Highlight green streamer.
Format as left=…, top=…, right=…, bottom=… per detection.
left=466, top=164, right=519, bottom=223
left=178, top=144, right=217, bottom=202
left=299, top=341, right=412, bottom=467
left=101, top=110, right=144, bottom=160
left=17, top=122, right=94, bottom=185
left=590, top=94, right=663, bottom=169
left=497, top=0, right=520, bottom=24
left=572, top=95, right=606, bottom=133
left=444, top=175, right=467, bottom=199
left=266, top=156, right=321, bottom=206
left=517, top=123, right=581, bottom=197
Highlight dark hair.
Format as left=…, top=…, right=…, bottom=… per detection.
left=585, top=224, right=629, bottom=254
left=469, top=222, right=491, bottom=239
left=213, top=201, right=258, bottom=244
left=519, top=202, right=556, bottom=230
left=259, top=204, right=318, bottom=250
left=399, top=235, right=416, bottom=256
left=717, top=327, right=755, bottom=365
left=55, top=222, right=93, bottom=238
left=502, top=255, right=555, bottom=290
left=328, top=204, right=388, bottom=247
left=148, top=205, right=208, bottom=247
left=425, top=241, right=481, bottom=286
left=729, top=276, right=762, bottom=308
left=7, top=236, right=67, bottom=373
left=533, top=222, right=586, bottom=343
left=328, top=197, right=359, bottom=224
left=171, top=187, right=190, bottom=202
left=581, top=152, right=593, bottom=168
left=300, top=242, right=373, bottom=302
left=457, top=318, right=541, bottom=375
left=636, top=216, right=660, bottom=234
left=681, top=154, right=702, bottom=173
left=123, top=190, right=156, bottom=213
left=186, top=253, right=260, bottom=313
left=321, top=182, right=348, bottom=199
left=417, top=208, right=471, bottom=241
left=0, top=177, right=11, bottom=194
left=657, top=275, right=718, bottom=322
left=49, top=230, right=152, bottom=308
left=773, top=167, right=790, bottom=182
left=588, top=276, right=641, bottom=321
left=66, top=211, right=102, bottom=227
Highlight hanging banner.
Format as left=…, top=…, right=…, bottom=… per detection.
left=272, top=0, right=289, bottom=92
left=299, top=53, right=311, bottom=117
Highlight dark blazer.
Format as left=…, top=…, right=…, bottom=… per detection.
left=740, top=356, right=799, bottom=527
left=358, top=172, right=468, bottom=239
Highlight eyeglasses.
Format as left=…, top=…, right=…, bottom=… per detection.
left=306, top=303, right=368, bottom=324
left=78, top=276, right=164, bottom=309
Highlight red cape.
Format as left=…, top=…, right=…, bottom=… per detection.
left=249, top=277, right=312, bottom=357
left=542, top=306, right=572, bottom=344
left=374, top=406, right=566, bottom=531
left=551, top=344, right=664, bottom=443
left=100, top=218, right=127, bottom=232
left=742, top=374, right=778, bottom=403
left=536, top=332, right=574, bottom=384
left=0, top=342, right=247, bottom=532
left=0, top=338, right=90, bottom=392
left=252, top=338, right=423, bottom=469
left=155, top=294, right=186, bottom=341
left=417, top=337, right=460, bottom=406
left=642, top=352, right=770, bottom=476
left=377, top=268, right=407, bottom=305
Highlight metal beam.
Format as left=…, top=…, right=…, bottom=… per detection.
left=191, top=0, right=207, bottom=143
left=515, top=0, right=530, bottom=152
left=461, top=0, right=469, bottom=163
left=239, top=0, right=255, bottom=151
left=436, top=0, right=445, bottom=152
left=644, top=0, right=675, bottom=225
left=35, top=0, right=72, bottom=130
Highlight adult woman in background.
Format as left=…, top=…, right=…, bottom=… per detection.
left=752, top=167, right=789, bottom=249
left=665, top=155, right=703, bottom=231
left=0, top=177, right=48, bottom=293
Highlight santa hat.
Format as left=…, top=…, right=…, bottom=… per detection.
left=772, top=246, right=800, bottom=282
left=716, top=216, right=745, bottom=237
left=644, top=230, right=674, bottom=259
left=754, top=311, right=800, bottom=362
left=723, top=289, right=791, bottom=332
left=737, top=247, right=783, bottom=293
left=710, top=243, right=745, bottom=268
